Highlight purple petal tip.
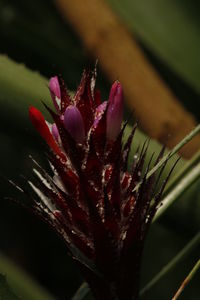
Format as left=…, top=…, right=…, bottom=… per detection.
left=64, top=105, right=85, bottom=143
left=49, top=76, right=61, bottom=112
left=49, top=76, right=61, bottom=98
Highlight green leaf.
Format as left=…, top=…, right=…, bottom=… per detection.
left=0, top=54, right=51, bottom=122
left=107, top=0, right=200, bottom=94
left=0, top=273, right=20, bottom=300
left=0, top=253, right=55, bottom=300
left=155, top=150, right=200, bottom=220
left=71, top=282, right=90, bottom=300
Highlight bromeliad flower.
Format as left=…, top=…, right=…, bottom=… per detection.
left=24, top=69, right=170, bottom=300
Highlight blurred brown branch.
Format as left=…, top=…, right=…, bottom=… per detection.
left=55, top=0, right=200, bottom=158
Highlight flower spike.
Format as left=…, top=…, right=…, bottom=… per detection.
left=24, top=70, right=175, bottom=300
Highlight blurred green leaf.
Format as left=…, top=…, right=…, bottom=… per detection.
left=71, top=282, right=90, bottom=300
left=0, top=273, right=20, bottom=300
left=0, top=253, right=55, bottom=300
left=107, top=0, right=200, bottom=94
left=0, top=54, right=50, bottom=120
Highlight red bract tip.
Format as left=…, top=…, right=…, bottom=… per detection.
left=29, top=106, right=64, bottom=159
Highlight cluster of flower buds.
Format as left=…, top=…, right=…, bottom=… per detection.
left=30, top=75, right=124, bottom=149
left=28, top=70, right=168, bottom=300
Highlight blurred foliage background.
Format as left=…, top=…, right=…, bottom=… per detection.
left=0, top=0, right=199, bottom=299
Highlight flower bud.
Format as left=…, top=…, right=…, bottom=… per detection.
left=64, top=105, right=85, bottom=143
left=106, top=81, right=123, bottom=141
left=49, top=76, right=61, bottom=112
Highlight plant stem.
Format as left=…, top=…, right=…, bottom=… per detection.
left=140, top=232, right=200, bottom=296
left=71, top=282, right=90, bottom=300
left=171, top=258, right=200, bottom=300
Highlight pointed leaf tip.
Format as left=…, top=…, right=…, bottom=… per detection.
left=107, top=81, right=123, bottom=141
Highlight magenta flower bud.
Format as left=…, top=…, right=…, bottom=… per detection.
left=106, top=81, right=123, bottom=141
left=49, top=76, right=61, bottom=112
left=51, top=123, right=59, bottom=141
left=64, top=105, right=85, bottom=143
